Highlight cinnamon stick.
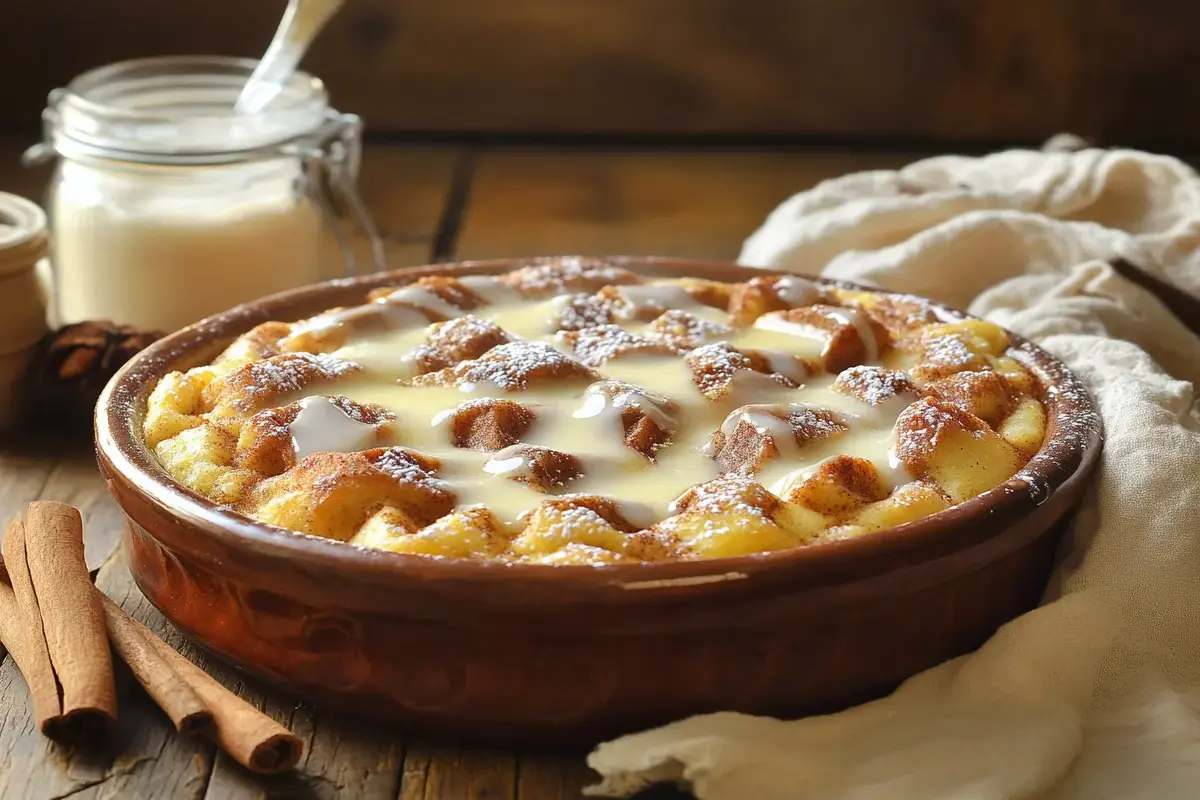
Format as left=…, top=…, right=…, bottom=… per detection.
left=0, top=500, right=301, bottom=772
left=132, top=617, right=303, bottom=774
left=23, top=501, right=117, bottom=739
left=98, top=595, right=211, bottom=735
left=1, top=517, right=65, bottom=734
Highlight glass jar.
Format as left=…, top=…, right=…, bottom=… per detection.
left=24, top=56, right=383, bottom=332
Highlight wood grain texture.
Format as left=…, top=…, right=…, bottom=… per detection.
left=398, top=743, right=517, bottom=800
left=455, top=148, right=916, bottom=261
left=5, top=0, right=1200, bottom=145
left=338, top=146, right=460, bottom=272
left=516, top=751, right=602, bottom=798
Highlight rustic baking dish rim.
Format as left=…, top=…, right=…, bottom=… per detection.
left=95, top=256, right=1104, bottom=589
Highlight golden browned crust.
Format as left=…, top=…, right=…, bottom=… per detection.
left=146, top=266, right=1046, bottom=565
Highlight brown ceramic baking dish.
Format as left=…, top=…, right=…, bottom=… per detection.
left=95, top=257, right=1103, bottom=745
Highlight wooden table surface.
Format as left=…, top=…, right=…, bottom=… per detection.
left=0, top=140, right=923, bottom=799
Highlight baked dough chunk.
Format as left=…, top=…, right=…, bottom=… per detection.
left=502, top=258, right=643, bottom=298
left=352, top=506, right=508, bottom=558
left=832, top=366, right=919, bottom=410
left=411, top=341, right=598, bottom=391
left=668, top=277, right=734, bottom=309
left=783, top=455, right=889, bottom=517
left=512, top=496, right=676, bottom=562
left=410, top=316, right=511, bottom=375
left=832, top=289, right=942, bottom=339
left=658, top=475, right=827, bottom=558
left=753, top=306, right=891, bottom=373
left=483, top=445, right=584, bottom=492
left=821, top=481, right=952, bottom=542
left=685, top=342, right=797, bottom=400
left=248, top=447, right=454, bottom=541
left=576, top=380, right=679, bottom=459
left=235, top=396, right=397, bottom=476
left=376, top=275, right=488, bottom=310
left=728, top=275, right=828, bottom=325
left=557, top=325, right=673, bottom=366
left=926, top=370, right=1018, bottom=426
left=892, top=397, right=1023, bottom=503
left=556, top=292, right=619, bottom=331
left=281, top=300, right=436, bottom=354
left=438, top=398, right=537, bottom=452
left=643, top=310, right=733, bottom=351
left=212, top=321, right=292, bottom=372
left=707, top=404, right=849, bottom=475
left=204, top=352, right=361, bottom=434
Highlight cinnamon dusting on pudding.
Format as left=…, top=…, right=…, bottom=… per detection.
left=145, top=260, right=1047, bottom=565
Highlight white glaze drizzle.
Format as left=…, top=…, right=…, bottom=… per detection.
left=289, top=396, right=380, bottom=460
left=457, top=275, right=522, bottom=304
left=482, top=444, right=534, bottom=478
left=828, top=306, right=880, bottom=363
left=773, top=275, right=822, bottom=306
left=287, top=279, right=921, bottom=525
left=382, top=285, right=467, bottom=319
left=614, top=284, right=699, bottom=318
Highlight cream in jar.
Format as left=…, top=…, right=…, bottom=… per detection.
left=29, top=56, right=381, bottom=332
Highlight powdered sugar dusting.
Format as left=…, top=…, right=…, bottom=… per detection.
left=504, top=258, right=641, bottom=296
left=560, top=325, right=668, bottom=366
left=233, top=353, right=361, bottom=411
left=371, top=447, right=451, bottom=494
left=834, top=366, right=918, bottom=407
left=556, top=293, right=616, bottom=331
left=150, top=264, right=1065, bottom=566
left=422, top=341, right=597, bottom=391
left=922, top=334, right=978, bottom=370
left=645, top=310, right=733, bottom=350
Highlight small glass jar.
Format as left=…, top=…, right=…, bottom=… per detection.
left=25, top=56, right=383, bottom=332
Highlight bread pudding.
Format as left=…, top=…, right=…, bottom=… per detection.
left=143, top=259, right=1048, bottom=565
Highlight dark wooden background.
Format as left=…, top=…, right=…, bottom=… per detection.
left=4, top=0, right=1199, bottom=147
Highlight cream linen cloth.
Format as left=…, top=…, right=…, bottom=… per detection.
left=588, top=144, right=1200, bottom=800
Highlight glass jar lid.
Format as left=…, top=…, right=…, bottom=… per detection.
left=28, top=55, right=333, bottom=165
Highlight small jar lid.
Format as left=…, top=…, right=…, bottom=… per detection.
left=0, top=193, right=49, bottom=278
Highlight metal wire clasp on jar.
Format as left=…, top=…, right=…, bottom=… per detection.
left=24, top=56, right=385, bottom=333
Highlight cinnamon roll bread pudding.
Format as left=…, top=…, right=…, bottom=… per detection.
left=143, top=259, right=1048, bottom=565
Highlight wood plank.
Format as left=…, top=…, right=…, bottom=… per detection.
left=398, top=742, right=517, bottom=800
left=6, top=0, right=1200, bottom=146
left=455, top=148, right=917, bottom=262
left=337, top=146, right=460, bottom=273
left=515, top=751, right=599, bottom=799
left=0, top=449, right=55, bottom=541
left=203, top=688, right=405, bottom=799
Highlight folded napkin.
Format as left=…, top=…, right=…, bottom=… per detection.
left=588, top=142, right=1200, bottom=800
